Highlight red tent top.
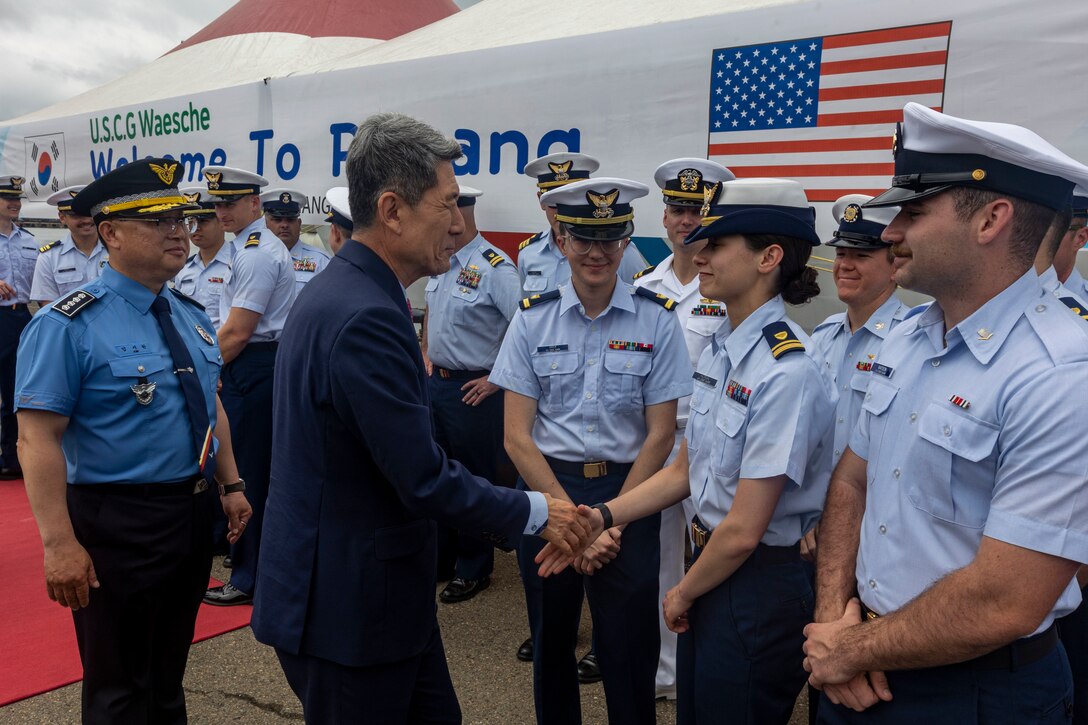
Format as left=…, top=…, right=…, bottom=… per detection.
left=170, top=0, right=460, bottom=52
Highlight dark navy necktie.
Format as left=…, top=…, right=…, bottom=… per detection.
left=150, top=295, right=216, bottom=481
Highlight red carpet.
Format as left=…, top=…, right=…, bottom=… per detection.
left=0, top=480, right=253, bottom=707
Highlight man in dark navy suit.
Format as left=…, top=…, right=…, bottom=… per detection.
left=251, top=112, right=593, bottom=724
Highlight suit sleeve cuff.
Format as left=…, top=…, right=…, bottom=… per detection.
left=523, top=491, right=548, bottom=535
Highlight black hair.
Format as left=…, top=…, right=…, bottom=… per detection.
left=743, top=233, right=820, bottom=304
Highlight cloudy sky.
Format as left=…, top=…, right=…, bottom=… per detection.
left=2, top=0, right=477, bottom=122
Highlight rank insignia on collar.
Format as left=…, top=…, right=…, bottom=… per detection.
left=608, top=340, right=653, bottom=352
left=725, top=379, right=751, bottom=406
left=949, top=394, right=970, bottom=410
left=195, top=324, right=214, bottom=345
left=977, top=328, right=993, bottom=340
left=874, top=322, right=886, bottom=330
left=131, top=379, right=156, bottom=406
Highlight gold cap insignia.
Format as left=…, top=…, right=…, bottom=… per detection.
left=678, top=168, right=702, bottom=192
left=204, top=171, right=222, bottom=189
left=69, top=189, right=79, bottom=198
left=701, top=182, right=719, bottom=218
left=149, top=162, right=178, bottom=185
left=548, top=160, right=573, bottom=182
left=280, top=192, right=292, bottom=204
left=971, top=169, right=986, bottom=181
left=891, top=123, right=901, bottom=158
left=587, top=189, right=619, bottom=219
left=184, top=192, right=200, bottom=203
left=842, top=204, right=862, bottom=223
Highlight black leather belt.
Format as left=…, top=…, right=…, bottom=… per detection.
left=247, top=341, right=279, bottom=351
left=74, top=475, right=209, bottom=496
left=690, top=516, right=800, bottom=565
left=434, top=366, right=488, bottom=381
left=544, top=456, right=632, bottom=480
left=0, top=304, right=27, bottom=312
left=860, top=602, right=1058, bottom=671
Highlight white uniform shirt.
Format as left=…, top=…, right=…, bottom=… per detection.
left=30, top=235, right=109, bottom=303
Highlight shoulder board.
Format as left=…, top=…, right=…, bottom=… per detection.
left=1059, top=296, right=1088, bottom=322
left=169, top=287, right=206, bottom=311
left=186, top=253, right=196, bottom=264
left=17, top=225, right=33, bottom=237
left=632, top=263, right=657, bottom=281
left=519, top=289, right=561, bottom=310
left=481, top=248, right=507, bottom=267
left=634, top=285, right=677, bottom=311
left=762, top=321, right=805, bottom=359
left=243, top=232, right=261, bottom=248
left=518, top=232, right=544, bottom=251
left=51, top=289, right=99, bottom=319
left=39, top=240, right=61, bottom=253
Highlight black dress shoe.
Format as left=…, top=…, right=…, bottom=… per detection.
left=0, top=466, right=23, bottom=480
left=438, top=576, right=490, bottom=603
left=516, top=637, right=533, bottom=662
left=222, top=555, right=232, bottom=569
left=577, top=651, right=602, bottom=684
left=203, top=582, right=252, bottom=606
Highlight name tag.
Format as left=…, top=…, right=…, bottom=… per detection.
left=693, top=372, right=717, bottom=387
left=536, top=344, right=568, bottom=353
left=526, top=270, right=542, bottom=276
left=872, top=363, right=894, bottom=378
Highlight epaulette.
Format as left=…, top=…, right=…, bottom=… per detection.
left=17, top=225, right=33, bottom=237
left=520, top=289, right=561, bottom=310
left=169, top=287, right=206, bottom=311
left=186, top=253, right=196, bottom=264
left=762, top=321, right=805, bottom=359
left=38, top=240, right=60, bottom=253
left=634, top=285, right=677, bottom=311
left=632, top=263, right=657, bottom=281
left=1059, top=296, right=1088, bottom=322
left=243, top=232, right=261, bottom=248
left=481, top=249, right=507, bottom=268
left=52, top=289, right=99, bottom=319
left=518, top=232, right=543, bottom=251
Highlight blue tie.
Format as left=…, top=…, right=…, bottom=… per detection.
left=150, top=295, right=216, bottom=481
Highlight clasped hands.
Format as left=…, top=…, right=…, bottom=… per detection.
left=802, top=598, right=893, bottom=712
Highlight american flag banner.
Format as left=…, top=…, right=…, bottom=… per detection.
left=707, top=22, right=952, bottom=202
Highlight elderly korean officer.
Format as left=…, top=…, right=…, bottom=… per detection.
left=805, top=103, right=1088, bottom=723
left=250, top=112, right=593, bottom=725
left=14, top=158, right=251, bottom=725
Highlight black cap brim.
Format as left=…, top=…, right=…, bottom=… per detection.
left=685, top=208, right=820, bottom=246
left=864, top=183, right=954, bottom=208
left=564, top=220, right=635, bottom=243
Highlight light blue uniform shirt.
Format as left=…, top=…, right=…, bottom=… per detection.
left=491, top=281, right=693, bottom=463
left=685, top=296, right=835, bottom=542
left=1039, top=265, right=1088, bottom=311
left=517, top=228, right=647, bottom=296
left=219, top=219, right=296, bottom=341
left=811, top=294, right=910, bottom=465
left=14, top=265, right=223, bottom=484
left=30, top=235, right=109, bottom=303
left=850, top=272, right=1088, bottom=630
left=172, top=245, right=233, bottom=329
left=0, top=225, right=40, bottom=304
left=425, top=234, right=521, bottom=371
left=1066, top=267, right=1088, bottom=302
left=289, top=242, right=332, bottom=295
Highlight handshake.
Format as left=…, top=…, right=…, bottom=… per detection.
left=535, top=496, right=613, bottom=577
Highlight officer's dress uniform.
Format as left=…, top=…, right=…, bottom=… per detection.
left=491, top=280, right=693, bottom=725
left=289, top=243, right=332, bottom=295
left=15, top=266, right=223, bottom=723
left=173, top=246, right=232, bottom=329
left=681, top=295, right=834, bottom=723
left=31, top=235, right=108, bottom=303
left=215, top=215, right=295, bottom=597
left=0, top=219, right=38, bottom=469
left=811, top=294, right=909, bottom=466
left=517, top=227, right=647, bottom=297
left=633, top=256, right=726, bottom=694
left=425, top=233, right=521, bottom=584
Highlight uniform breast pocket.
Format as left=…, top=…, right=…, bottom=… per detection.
left=531, top=351, right=579, bottom=413
left=686, top=317, right=724, bottom=340
left=107, top=354, right=167, bottom=408
left=909, top=403, right=998, bottom=528
left=176, top=276, right=197, bottom=295
left=602, top=351, right=651, bottom=413
left=522, top=272, right=548, bottom=293
left=860, top=377, right=898, bottom=461
left=450, top=285, right=480, bottom=324
left=54, top=268, right=83, bottom=285
left=686, top=380, right=715, bottom=454
left=712, top=403, right=746, bottom=478
left=200, top=346, right=223, bottom=390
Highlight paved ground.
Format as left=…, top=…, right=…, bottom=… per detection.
left=0, top=552, right=809, bottom=724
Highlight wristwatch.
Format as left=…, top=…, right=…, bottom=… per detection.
left=218, top=479, right=246, bottom=495
left=591, top=502, right=613, bottom=530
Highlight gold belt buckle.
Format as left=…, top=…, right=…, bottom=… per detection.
left=865, top=608, right=880, bottom=621
left=690, top=522, right=708, bottom=548
left=438, top=368, right=450, bottom=379
left=583, top=461, right=607, bottom=479
left=193, top=478, right=208, bottom=494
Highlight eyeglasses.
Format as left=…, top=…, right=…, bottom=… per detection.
left=112, top=216, right=187, bottom=235
left=564, top=237, right=628, bottom=255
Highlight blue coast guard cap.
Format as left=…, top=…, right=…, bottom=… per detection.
left=686, top=178, right=820, bottom=246
left=826, top=194, right=899, bottom=249
left=540, top=178, right=650, bottom=242
left=867, top=103, right=1088, bottom=211
left=72, top=159, right=196, bottom=222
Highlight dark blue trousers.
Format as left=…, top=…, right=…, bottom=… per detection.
left=429, top=373, right=508, bottom=581
left=1059, top=587, right=1088, bottom=725
left=219, top=341, right=276, bottom=595
left=517, top=470, right=660, bottom=725
left=276, top=622, right=460, bottom=725
left=817, top=640, right=1073, bottom=724
left=676, top=542, right=813, bottom=725
left=0, top=305, right=30, bottom=465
